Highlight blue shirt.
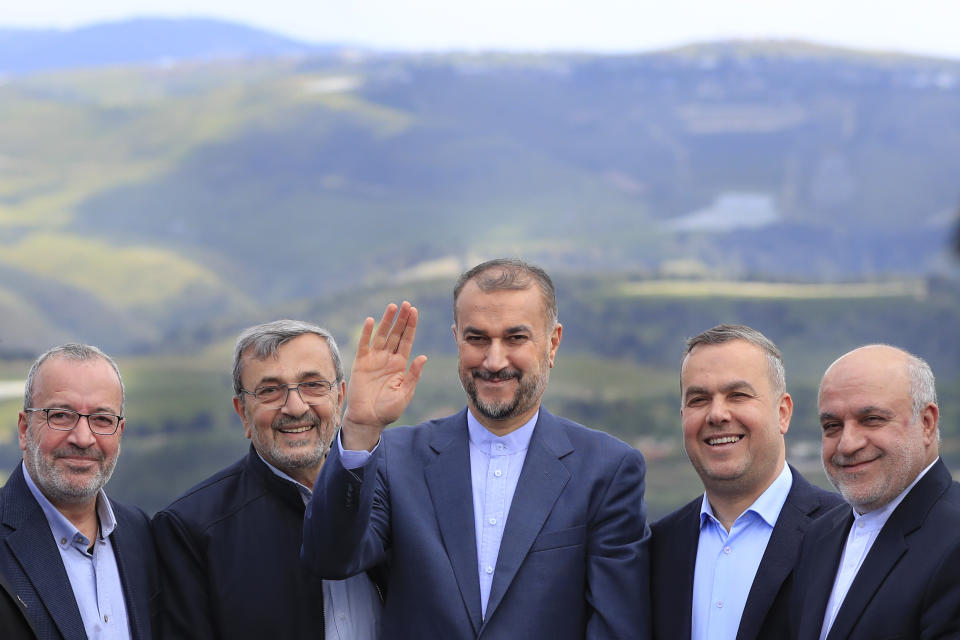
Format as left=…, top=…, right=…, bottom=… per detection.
left=23, top=466, right=131, bottom=640
left=466, top=410, right=536, bottom=618
left=338, top=408, right=538, bottom=620
left=691, top=463, right=793, bottom=640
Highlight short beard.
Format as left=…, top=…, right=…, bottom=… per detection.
left=25, top=428, right=118, bottom=505
left=250, top=411, right=332, bottom=474
left=462, top=364, right=548, bottom=422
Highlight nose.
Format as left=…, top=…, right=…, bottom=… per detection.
left=66, top=416, right=99, bottom=448
left=483, top=339, right=508, bottom=372
left=705, top=397, right=731, bottom=426
left=835, top=421, right=866, bottom=456
left=281, top=384, right=310, bottom=416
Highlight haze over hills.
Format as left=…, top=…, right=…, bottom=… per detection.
left=1, top=18, right=959, bottom=513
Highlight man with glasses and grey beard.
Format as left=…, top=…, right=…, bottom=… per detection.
left=0, top=343, right=159, bottom=639
left=152, top=320, right=382, bottom=640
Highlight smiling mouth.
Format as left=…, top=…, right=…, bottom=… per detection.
left=278, top=425, right=314, bottom=435
left=706, top=435, right=744, bottom=446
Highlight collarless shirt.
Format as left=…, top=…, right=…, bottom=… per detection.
left=258, top=453, right=382, bottom=640
left=23, top=466, right=131, bottom=640
left=336, top=409, right=538, bottom=620
left=466, top=409, right=537, bottom=619
left=819, top=457, right=938, bottom=640
left=692, top=463, right=793, bottom=640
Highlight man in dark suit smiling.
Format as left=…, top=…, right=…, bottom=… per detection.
left=651, top=325, right=841, bottom=640
left=791, top=345, right=960, bottom=639
left=303, top=258, right=651, bottom=639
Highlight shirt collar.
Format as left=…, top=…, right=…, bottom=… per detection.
left=466, top=408, right=538, bottom=454
left=256, top=450, right=313, bottom=504
left=852, top=456, right=939, bottom=527
left=700, top=462, right=793, bottom=529
left=22, top=462, right=117, bottom=544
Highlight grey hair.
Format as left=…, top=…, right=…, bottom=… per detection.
left=232, top=319, right=343, bottom=398
left=453, top=258, right=558, bottom=328
left=683, top=324, right=786, bottom=396
left=23, top=343, right=125, bottom=413
left=906, top=353, right=937, bottom=421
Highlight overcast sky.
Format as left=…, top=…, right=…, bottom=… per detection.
left=3, top=0, right=959, bottom=60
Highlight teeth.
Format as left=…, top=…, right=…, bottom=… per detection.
left=707, top=435, right=743, bottom=446
left=279, top=425, right=313, bottom=434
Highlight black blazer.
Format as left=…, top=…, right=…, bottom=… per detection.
left=1, top=569, right=38, bottom=640
left=0, top=463, right=160, bottom=640
left=791, top=458, right=960, bottom=640
left=650, top=465, right=843, bottom=640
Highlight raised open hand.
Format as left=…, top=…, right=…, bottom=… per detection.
left=340, top=301, right=428, bottom=451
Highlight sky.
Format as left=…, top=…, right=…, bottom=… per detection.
left=3, top=0, right=960, bottom=60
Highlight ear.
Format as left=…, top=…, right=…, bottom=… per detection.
left=116, top=418, right=126, bottom=437
left=778, top=392, right=793, bottom=436
left=547, top=323, right=563, bottom=368
left=919, top=402, right=939, bottom=446
left=336, top=379, right=346, bottom=417
left=233, top=396, right=252, bottom=439
left=451, top=323, right=458, bottom=344
left=17, top=411, right=29, bottom=452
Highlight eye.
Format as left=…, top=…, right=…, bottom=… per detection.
left=862, top=415, right=887, bottom=426
left=465, top=335, right=488, bottom=344
left=507, top=335, right=529, bottom=343
left=90, top=414, right=117, bottom=428
left=48, top=410, right=73, bottom=421
left=685, top=396, right=707, bottom=408
left=821, top=421, right=841, bottom=435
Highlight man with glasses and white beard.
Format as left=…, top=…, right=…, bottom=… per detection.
left=0, top=343, right=159, bottom=639
left=152, top=320, right=382, bottom=640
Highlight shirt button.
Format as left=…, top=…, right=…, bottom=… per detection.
left=488, top=517, right=497, bottom=525
left=104, top=615, right=109, bottom=622
left=716, top=601, right=724, bottom=608
left=495, top=444, right=505, bottom=451
left=856, top=521, right=865, bottom=528
left=485, top=566, right=494, bottom=574
left=723, top=546, right=732, bottom=554
left=61, top=537, right=67, bottom=545
left=493, top=469, right=503, bottom=477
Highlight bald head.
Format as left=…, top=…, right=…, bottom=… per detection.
left=819, top=344, right=940, bottom=513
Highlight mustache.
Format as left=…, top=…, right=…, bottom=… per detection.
left=830, top=453, right=879, bottom=467
left=52, top=445, right=105, bottom=462
left=472, top=369, right=521, bottom=382
left=271, top=412, right=323, bottom=431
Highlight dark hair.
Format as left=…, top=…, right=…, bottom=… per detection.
left=453, top=258, right=558, bottom=327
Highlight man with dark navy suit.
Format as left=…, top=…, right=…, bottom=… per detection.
left=791, top=345, right=960, bottom=639
left=0, top=343, right=159, bottom=640
left=303, top=258, right=651, bottom=638
left=651, top=325, right=841, bottom=640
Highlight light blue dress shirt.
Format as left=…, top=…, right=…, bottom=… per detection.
left=23, top=466, right=131, bottom=640
left=258, top=453, right=382, bottom=640
left=466, top=410, right=536, bottom=618
left=691, top=463, right=793, bottom=640
left=337, top=408, right=538, bottom=620
left=818, top=458, right=938, bottom=640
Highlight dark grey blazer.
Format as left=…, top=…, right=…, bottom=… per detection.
left=791, top=458, right=960, bottom=640
left=650, top=465, right=843, bottom=640
left=0, top=463, right=159, bottom=640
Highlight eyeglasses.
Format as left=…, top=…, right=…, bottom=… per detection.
left=25, top=408, right=123, bottom=436
left=239, top=380, right=339, bottom=407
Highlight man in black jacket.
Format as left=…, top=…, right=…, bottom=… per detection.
left=152, top=320, right=382, bottom=640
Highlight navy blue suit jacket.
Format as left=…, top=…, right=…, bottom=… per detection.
left=791, top=458, right=960, bottom=640
left=0, top=463, right=159, bottom=640
left=303, top=407, right=651, bottom=639
left=650, top=466, right=842, bottom=640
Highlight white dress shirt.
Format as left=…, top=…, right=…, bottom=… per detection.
left=818, top=458, right=938, bottom=640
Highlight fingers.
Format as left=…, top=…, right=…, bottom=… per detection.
left=403, top=355, right=428, bottom=392
left=371, top=303, right=399, bottom=350
left=387, top=302, right=417, bottom=355
left=355, top=317, right=375, bottom=357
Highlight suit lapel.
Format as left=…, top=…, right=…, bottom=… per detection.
left=797, top=507, right=852, bottom=640
left=3, top=465, right=86, bottom=639
left=483, top=412, right=572, bottom=623
left=737, top=469, right=818, bottom=640
left=826, top=460, right=951, bottom=640
left=423, top=412, right=483, bottom=634
left=668, top=502, right=701, bottom=640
